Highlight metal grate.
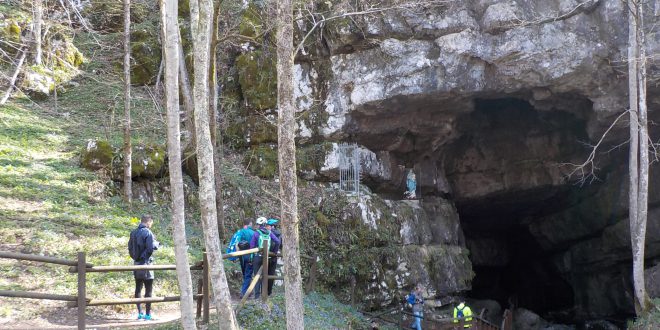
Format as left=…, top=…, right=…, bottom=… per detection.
left=338, top=143, right=361, bottom=196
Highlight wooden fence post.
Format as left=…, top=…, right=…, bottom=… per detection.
left=196, top=278, right=203, bottom=319
left=261, top=243, right=268, bottom=303
left=77, top=252, right=86, bottom=330
left=202, top=251, right=209, bottom=324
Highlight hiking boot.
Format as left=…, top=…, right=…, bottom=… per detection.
left=137, top=313, right=145, bottom=320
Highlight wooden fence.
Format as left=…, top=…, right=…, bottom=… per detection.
left=0, top=247, right=263, bottom=329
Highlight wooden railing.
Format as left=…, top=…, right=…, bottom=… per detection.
left=0, top=248, right=261, bottom=329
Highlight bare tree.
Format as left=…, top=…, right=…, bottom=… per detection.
left=160, top=0, right=197, bottom=327
left=123, top=0, right=132, bottom=203
left=277, top=0, right=305, bottom=328
left=627, top=0, right=652, bottom=315
left=210, top=4, right=226, bottom=240
left=189, top=0, right=238, bottom=327
left=33, top=0, right=42, bottom=65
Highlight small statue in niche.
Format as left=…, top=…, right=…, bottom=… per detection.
left=405, top=169, right=416, bottom=199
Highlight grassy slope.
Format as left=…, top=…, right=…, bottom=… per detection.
left=0, top=24, right=201, bottom=319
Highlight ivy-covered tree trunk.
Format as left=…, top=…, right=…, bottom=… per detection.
left=160, top=0, right=196, bottom=327
left=276, top=0, right=305, bottom=328
left=189, top=0, right=238, bottom=327
left=122, top=0, right=132, bottom=203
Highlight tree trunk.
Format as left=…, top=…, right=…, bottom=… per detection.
left=630, top=0, right=652, bottom=315
left=210, top=6, right=225, bottom=241
left=189, top=0, right=238, bottom=327
left=33, top=0, right=42, bottom=65
left=276, top=0, right=305, bottom=328
left=123, top=0, right=132, bottom=203
left=177, top=29, right=196, bottom=149
left=160, top=0, right=197, bottom=327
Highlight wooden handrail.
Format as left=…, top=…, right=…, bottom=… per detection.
left=0, top=290, right=79, bottom=301
left=224, top=248, right=260, bottom=259
left=67, top=294, right=203, bottom=307
left=68, top=264, right=204, bottom=273
left=0, top=251, right=92, bottom=267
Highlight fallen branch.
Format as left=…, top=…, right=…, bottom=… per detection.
left=1, top=47, right=27, bottom=105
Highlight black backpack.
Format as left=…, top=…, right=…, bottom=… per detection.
left=128, top=228, right=142, bottom=261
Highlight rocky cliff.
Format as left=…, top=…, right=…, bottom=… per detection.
left=227, top=0, right=660, bottom=322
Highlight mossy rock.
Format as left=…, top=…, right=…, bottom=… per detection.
left=296, top=142, right=334, bottom=176
left=244, top=145, right=278, bottom=178
left=81, top=139, right=114, bottom=171
left=21, top=36, right=84, bottom=98
left=236, top=50, right=277, bottom=110
left=131, top=144, right=166, bottom=178
left=130, top=29, right=161, bottom=85
left=111, top=144, right=166, bottom=180
left=216, top=115, right=276, bottom=147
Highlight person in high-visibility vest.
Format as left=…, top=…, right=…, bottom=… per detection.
left=453, top=301, right=473, bottom=328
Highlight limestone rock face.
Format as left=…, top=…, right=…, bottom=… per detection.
left=285, top=0, right=660, bottom=321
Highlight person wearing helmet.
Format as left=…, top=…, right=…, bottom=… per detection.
left=266, top=218, right=281, bottom=295
left=250, top=216, right=280, bottom=299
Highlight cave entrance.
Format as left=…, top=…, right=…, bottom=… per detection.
left=445, top=97, right=592, bottom=321
left=462, top=217, right=575, bottom=319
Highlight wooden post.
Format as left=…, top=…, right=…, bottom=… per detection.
left=202, top=251, right=209, bottom=324
left=261, top=242, right=268, bottom=302
left=196, top=278, right=203, bottom=319
left=77, top=252, right=86, bottom=330
left=305, top=253, right=317, bottom=293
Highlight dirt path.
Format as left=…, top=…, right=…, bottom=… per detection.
left=0, top=306, right=182, bottom=330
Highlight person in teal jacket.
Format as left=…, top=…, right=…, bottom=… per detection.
left=235, top=218, right=255, bottom=298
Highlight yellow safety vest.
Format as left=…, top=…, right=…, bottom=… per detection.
left=453, top=303, right=473, bottom=328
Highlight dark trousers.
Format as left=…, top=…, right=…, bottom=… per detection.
left=267, top=256, right=278, bottom=295
left=240, top=255, right=253, bottom=297
left=135, top=279, right=153, bottom=315
left=252, top=255, right=263, bottom=298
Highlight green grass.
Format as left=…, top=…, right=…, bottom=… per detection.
left=0, top=100, right=190, bottom=318
left=153, top=292, right=381, bottom=330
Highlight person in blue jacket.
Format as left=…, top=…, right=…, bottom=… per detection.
left=128, top=215, right=160, bottom=320
left=250, top=217, right=280, bottom=299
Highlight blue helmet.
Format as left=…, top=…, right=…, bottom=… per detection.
left=267, top=218, right=279, bottom=226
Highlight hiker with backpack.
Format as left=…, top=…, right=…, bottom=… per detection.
left=406, top=284, right=424, bottom=330
left=227, top=218, right=256, bottom=298
left=127, top=215, right=160, bottom=321
left=250, top=216, right=281, bottom=299
left=453, top=301, right=473, bottom=328
left=266, top=218, right=281, bottom=296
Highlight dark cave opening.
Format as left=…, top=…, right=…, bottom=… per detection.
left=449, top=97, right=589, bottom=321
left=462, top=217, right=576, bottom=320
